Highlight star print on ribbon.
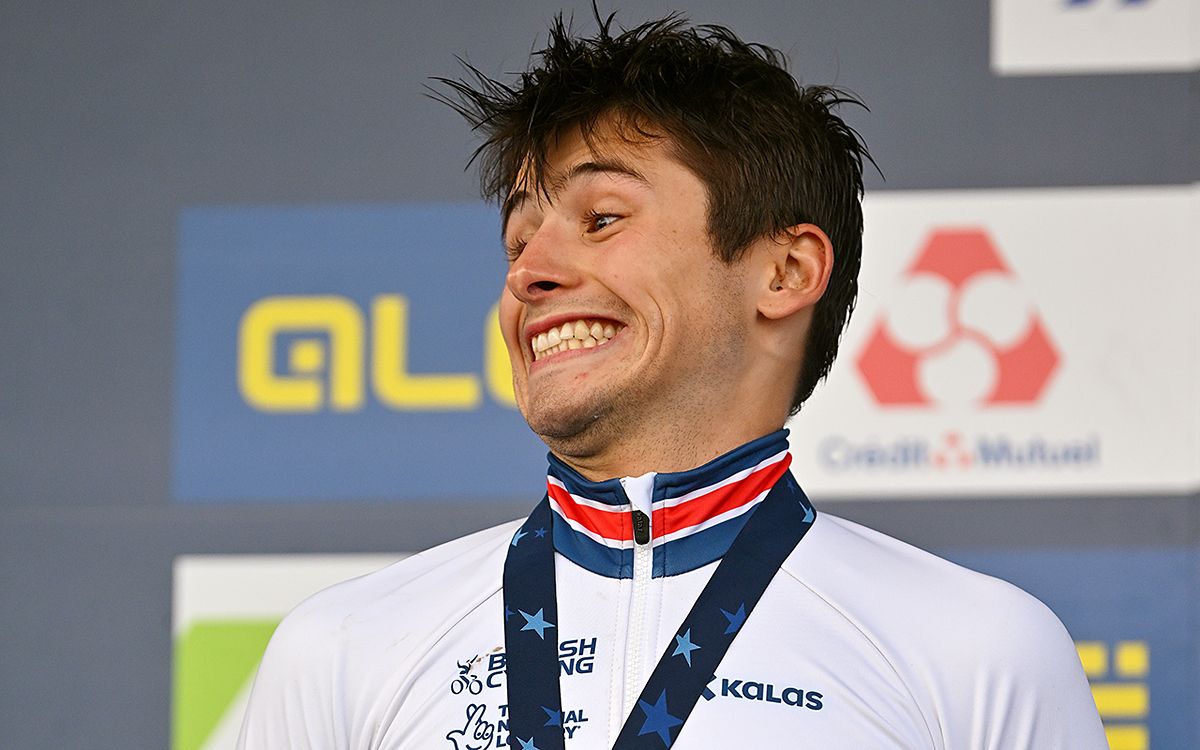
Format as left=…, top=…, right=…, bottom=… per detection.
left=503, top=467, right=817, bottom=750
left=671, top=629, right=701, bottom=667
left=720, top=603, right=747, bottom=635
left=637, top=690, right=684, bottom=745
left=519, top=608, right=555, bottom=639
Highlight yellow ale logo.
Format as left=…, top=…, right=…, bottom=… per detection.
left=237, top=294, right=515, bottom=412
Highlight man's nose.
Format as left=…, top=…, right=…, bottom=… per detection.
left=505, top=221, right=579, bottom=304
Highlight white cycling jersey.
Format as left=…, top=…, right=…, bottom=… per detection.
left=237, top=432, right=1106, bottom=749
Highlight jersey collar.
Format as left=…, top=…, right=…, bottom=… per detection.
left=544, top=430, right=794, bottom=578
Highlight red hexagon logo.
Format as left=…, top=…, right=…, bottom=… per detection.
left=856, top=229, right=1059, bottom=407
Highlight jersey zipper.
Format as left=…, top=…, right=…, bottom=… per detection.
left=623, top=507, right=654, bottom=715
left=615, top=473, right=657, bottom=741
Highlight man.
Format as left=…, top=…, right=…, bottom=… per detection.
left=238, top=14, right=1106, bottom=749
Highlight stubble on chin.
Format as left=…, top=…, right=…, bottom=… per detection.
left=519, top=375, right=651, bottom=465
left=521, top=396, right=611, bottom=459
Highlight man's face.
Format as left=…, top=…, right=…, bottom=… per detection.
left=499, top=125, right=761, bottom=464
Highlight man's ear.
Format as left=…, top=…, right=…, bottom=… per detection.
left=756, top=223, right=833, bottom=320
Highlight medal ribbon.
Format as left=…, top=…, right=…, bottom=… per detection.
left=502, top=471, right=816, bottom=749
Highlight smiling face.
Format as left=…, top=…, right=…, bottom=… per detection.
left=499, top=125, right=770, bottom=476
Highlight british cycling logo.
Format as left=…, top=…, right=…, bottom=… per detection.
left=472, top=637, right=598, bottom=691
left=828, top=228, right=1100, bottom=473
left=444, top=640, right=598, bottom=748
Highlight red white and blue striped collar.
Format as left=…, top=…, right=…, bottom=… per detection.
left=543, top=430, right=799, bottom=578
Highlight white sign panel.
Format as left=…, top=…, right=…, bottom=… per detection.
left=992, top=0, right=1200, bottom=75
left=790, top=185, right=1199, bottom=498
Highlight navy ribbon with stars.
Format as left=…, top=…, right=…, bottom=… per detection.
left=502, top=472, right=816, bottom=749
left=502, top=499, right=566, bottom=750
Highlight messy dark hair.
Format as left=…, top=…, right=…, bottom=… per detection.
left=434, top=11, right=873, bottom=413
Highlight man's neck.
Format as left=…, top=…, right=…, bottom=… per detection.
left=547, top=421, right=786, bottom=482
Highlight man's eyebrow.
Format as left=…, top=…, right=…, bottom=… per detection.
left=502, top=159, right=651, bottom=232
left=560, top=159, right=650, bottom=189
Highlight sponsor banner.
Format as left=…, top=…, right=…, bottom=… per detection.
left=172, top=547, right=1198, bottom=750
left=991, top=0, right=1200, bottom=75
left=175, top=190, right=1197, bottom=503
left=172, top=204, right=546, bottom=503
left=171, top=554, right=403, bottom=750
left=790, top=185, right=1200, bottom=497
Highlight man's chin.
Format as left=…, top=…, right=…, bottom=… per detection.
left=518, top=393, right=620, bottom=452
left=523, top=407, right=604, bottom=444
left=518, top=379, right=653, bottom=459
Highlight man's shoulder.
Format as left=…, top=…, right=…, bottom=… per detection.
left=792, top=511, right=1076, bottom=663
left=237, top=519, right=522, bottom=747
left=266, top=518, right=520, bottom=660
left=786, top=511, right=1104, bottom=746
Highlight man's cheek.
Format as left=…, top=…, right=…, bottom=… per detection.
left=497, top=297, right=524, bottom=359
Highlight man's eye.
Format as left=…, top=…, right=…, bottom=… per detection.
left=585, top=211, right=621, bottom=233
left=504, top=239, right=527, bottom=261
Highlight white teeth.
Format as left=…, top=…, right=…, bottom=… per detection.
left=530, top=318, right=623, bottom=360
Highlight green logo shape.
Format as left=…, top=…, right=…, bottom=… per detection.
left=172, top=619, right=280, bottom=750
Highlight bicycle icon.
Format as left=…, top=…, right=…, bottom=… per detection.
left=451, top=657, right=484, bottom=695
